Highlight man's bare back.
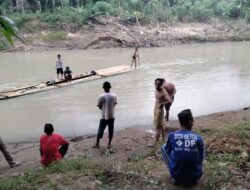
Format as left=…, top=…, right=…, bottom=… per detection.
left=162, top=81, right=176, bottom=99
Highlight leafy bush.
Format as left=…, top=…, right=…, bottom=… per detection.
left=156, top=9, right=177, bottom=23
left=37, top=7, right=90, bottom=31
left=191, top=1, right=214, bottom=22
left=122, top=0, right=143, bottom=11
left=10, top=14, right=35, bottom=28
left=173, top=2, right=193, bottom=22
left=142, top=0, right=173, bottom=23
left=2, top=0, right=250, bottom=31
left=214, top=0, right=240, bottom=18
left=242, top=6, right=250, bottom=22
left=90, top=1, right=115, bottom=16
left=0, top=0, right=11, bottom=14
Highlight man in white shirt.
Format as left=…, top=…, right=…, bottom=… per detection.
left=93, top=81, right=117, bottom=149
left=56, top=54, right=63, bottom=79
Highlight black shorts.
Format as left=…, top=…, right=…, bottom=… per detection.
left=165, top=96, right=174, bottom=111
left=165, top=102, right=172, bottom=111
left=57, top=68, right=63, bottom=75
left=97, top=119, right=114, bottom=139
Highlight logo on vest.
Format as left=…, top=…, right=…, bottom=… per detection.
left=185, top=139, right=196, bottom=147
left=176, top=140, right=183, bottom=147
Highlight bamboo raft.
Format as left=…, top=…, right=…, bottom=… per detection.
left=0, top=65, right=133, bottom=100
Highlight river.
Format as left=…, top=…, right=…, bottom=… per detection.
left=0, top=41, right=250, bottom=142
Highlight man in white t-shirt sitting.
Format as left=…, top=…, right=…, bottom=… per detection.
left=93, top=81, right=117, bottom=149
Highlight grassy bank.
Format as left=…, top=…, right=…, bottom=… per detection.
left=1, top=122, right=249, bottom=190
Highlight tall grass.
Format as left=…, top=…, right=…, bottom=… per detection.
left=203, top=122, right=250, bottom=189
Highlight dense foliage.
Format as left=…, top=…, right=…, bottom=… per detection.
left=0, top=0, right=249, bottom=28
left=0, top=0, right=250, bottom=49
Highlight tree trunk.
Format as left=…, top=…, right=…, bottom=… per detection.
left=21, top=0, right=25, bottom=13
left=37, top=0, right=41, bottom=11
left=52, top=0, right=55, bottom=9
left=15, top=0, right=18, bottom=11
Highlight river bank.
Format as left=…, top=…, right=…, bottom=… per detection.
left=0, top=107, right=249, bottom=189
left=11, top=18, right=250, bottom=52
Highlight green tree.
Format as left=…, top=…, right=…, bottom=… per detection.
left=0, top=15, right=21, bottom=47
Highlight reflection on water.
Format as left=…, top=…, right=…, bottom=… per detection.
left=0, top=42, right=250, bottom=142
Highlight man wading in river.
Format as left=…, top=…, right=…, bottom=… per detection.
left=131, top=47, right=140, bottom=69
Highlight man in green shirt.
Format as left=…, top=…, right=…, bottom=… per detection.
left=64, top=66, right=72, bottom=81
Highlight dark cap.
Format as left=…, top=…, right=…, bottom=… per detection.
left=178, top=109, right=193, bottom=128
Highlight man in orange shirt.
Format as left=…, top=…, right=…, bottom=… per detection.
left=40, top=123, right=69, bottom=166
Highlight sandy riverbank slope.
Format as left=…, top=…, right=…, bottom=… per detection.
left=13, top=19, right=250, bottom=52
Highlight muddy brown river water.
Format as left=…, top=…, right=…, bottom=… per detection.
left=0, top=41, right=250, bottom=142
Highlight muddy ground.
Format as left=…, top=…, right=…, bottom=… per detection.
left=0, top=107, right=249, bottom=189
left=12, top=17, right=250, bottom=52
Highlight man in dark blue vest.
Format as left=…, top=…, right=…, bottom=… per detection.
left=161, top=109, right=204, bottom=185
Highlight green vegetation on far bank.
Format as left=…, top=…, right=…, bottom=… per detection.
left=0, top=122, right=249, bottom=190
left=1, top=1, right=250, bottom=51
left=1, top=0, right=250, bottom=33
